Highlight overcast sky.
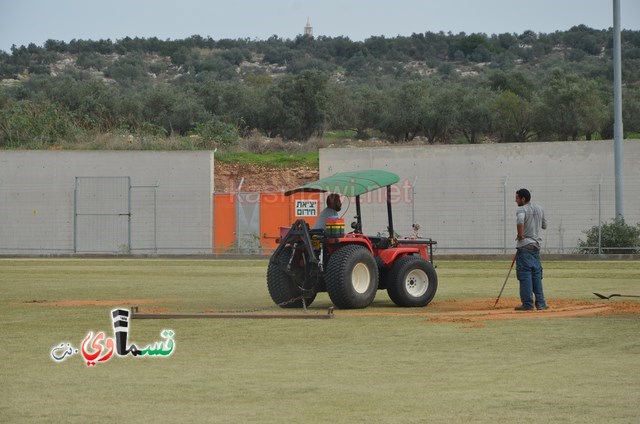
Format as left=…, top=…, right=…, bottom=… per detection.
left=1, top=0, right=639, bottom=53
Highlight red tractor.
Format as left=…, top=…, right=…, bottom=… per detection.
left=267, top=170, right=437, bottom=309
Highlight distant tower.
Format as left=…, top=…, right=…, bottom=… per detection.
left=304, top=18, right=313, bottom=37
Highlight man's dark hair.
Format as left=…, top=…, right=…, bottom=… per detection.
left=516, top=188, right=531, bottom=202
left=326, top=193, right=340, bottom=206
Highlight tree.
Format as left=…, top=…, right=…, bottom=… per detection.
left=19, top=74, right=121, bottom=131
left=262, top=70, right=329, bottom=140
left=449, top=33, right=490, bottom=60
left=492, top=32, right=518, bottom=51
left=379, top=80, right=428, bottom=142
left=44, top=39, right=67, bottom=53
left=194, top=54, right=238, bottom=80
left=141, top=87, right=209, bottom=135
left=325, top=83, right=356, bottom=132
left=0, top=100, right=82, bottom=146
left=216, top=81, right=265, bottom=135
left=286, top=54, right=334, bottom=74
left=351, top=86, right=387, bottom=139
left=622, top=85, right=640, bottom=136
left=419, top=82, right=460, bottom=143
left=343, top=52, right=371, bottom=78
left=486, top=70, right=536, bottom=100
left=455, top=85, right=494, bottom=143
left=491, top=91, right=536, bottom=142
left=192, top=118, right=239, bottom=147
left=563, top=25, right=602, bottom=56
left=104, top=53, right=150, bottom=86
left=218, top=48, right=250, bottom=66
left=538, top=68, right=607, bottom=140
left=76, top=52, right=107, bottom=70
left=578, top=85, right=608, bottom=140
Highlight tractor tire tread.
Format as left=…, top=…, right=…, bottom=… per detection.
left=267, top=250, right=316, bottom=308
left=325, top=244, right=378, bottom=309
left=386, top=255, right=437, bottom=307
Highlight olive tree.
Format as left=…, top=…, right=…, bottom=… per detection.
left=538, top=68, right=607, bottom=140
left=491, top=91, right=537, bottom=142
left=261, top=70, right=329, bottom=140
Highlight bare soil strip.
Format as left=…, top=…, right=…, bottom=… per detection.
left=18, top=297, right=640, bottom=323
left=337, top=298, right=640, bottom=322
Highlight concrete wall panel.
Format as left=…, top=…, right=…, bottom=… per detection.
left=320, top=140, right=640, bottom=253
left=0, top=151, right=213, bottom=254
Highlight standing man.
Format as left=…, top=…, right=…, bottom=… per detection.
left=514, top=188, right=548, bottom=311
left=312, top=193, right=342, bottom=230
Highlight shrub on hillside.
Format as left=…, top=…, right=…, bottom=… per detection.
left=193, top=118, right=239, bottom=147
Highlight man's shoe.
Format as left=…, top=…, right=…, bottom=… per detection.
left=514, top=305, right=534, bottom=311
left=537, top=305, right=549, bottom=310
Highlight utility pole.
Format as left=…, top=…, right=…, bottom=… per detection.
left=613, top=0, right=624, bottom=220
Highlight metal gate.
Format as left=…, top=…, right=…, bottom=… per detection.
left=74, top=177, right=131, bottom=253
left=236, top=193, right=261, bottom=254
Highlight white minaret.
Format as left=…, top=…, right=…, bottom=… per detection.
left=304, top=18, right=313, bottom=37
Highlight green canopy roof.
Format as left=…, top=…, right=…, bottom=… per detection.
left=285, top=170, right=399, bottom=197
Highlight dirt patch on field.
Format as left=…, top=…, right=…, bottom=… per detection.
left=20, top=299, right=160, bottom=307
left=337, top=298, right=640, bottom=323
left=18, top=297, right=640, bottom=323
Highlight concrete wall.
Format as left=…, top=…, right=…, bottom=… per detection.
left=0, top=151, right=214, bottom=254
left=320, top=140, right=640, bottom=253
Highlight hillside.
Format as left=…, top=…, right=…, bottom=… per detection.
left=215, top=162, right=318, bottom=193
left=2, top=49, right=487, bottom=87
left=1, top=27, right=640, bottom=149
left=4, top=26, right=639, bottom=84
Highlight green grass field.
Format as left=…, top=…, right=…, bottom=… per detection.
left=1, top=258, right=639, bottom=423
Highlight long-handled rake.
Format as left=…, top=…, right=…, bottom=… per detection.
left=593, top=293, right=640, bottom=300
left=494, top=253, right=517, bottom=307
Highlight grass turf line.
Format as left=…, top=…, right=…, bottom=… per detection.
left=1, top=258, right=639, bottom=423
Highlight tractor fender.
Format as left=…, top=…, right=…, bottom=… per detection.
left=327, top=236, right=374, bottom=255
left=376, top=247, right=422, bottom=267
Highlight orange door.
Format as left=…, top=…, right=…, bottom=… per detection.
left=260, top=192, right=321, bottom=253
left=213, top=194, right=236, bottom=254
left=260, top=193, right=289, bottom=253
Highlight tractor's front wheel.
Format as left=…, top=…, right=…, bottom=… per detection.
left=387, top=256, right=437, bottom=307
left=267, top=249, right=316, bottom=308
left=325, top=245, right=378, bottom=309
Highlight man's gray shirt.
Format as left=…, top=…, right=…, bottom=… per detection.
left=312, top=207, right=339, bottom=230
left=516, top=203, right=547, bottom=249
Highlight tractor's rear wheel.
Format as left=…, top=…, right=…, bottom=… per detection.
left=325, top=245, right=378, bottom=309
left=387, top=256, right=437, bottom=307
left=267, top=249, right=316, bottom=308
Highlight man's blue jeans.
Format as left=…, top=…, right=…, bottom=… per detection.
left=516, top=248, right=546, bottom=309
